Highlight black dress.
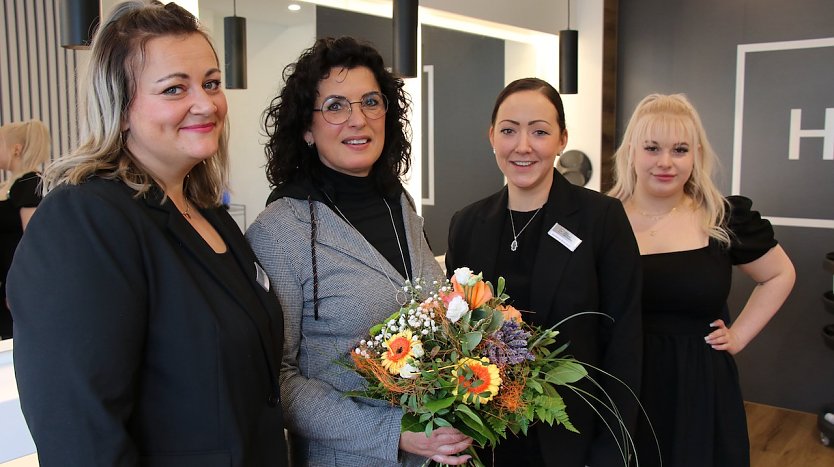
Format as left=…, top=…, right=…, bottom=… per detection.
left=635, top=196, right=777, bottom=467
left=0, top=172, right=41, bottom=339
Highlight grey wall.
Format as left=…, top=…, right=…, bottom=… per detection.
left=420, top=26, right=505, bottom=255
left=619, top=0, right=834, bottom=413
left=316, top=6, right=393, bottom=64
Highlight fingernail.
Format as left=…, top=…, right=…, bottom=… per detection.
left=709, top=322, right=717, bottom=327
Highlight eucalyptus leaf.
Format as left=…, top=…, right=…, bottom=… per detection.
left=470, top=307, right=489, bottom=322
left=434, top=417, right=452, bottom=427
left=424, top=420, right=434, bottom=437
left=461, top=332, right=483, bottom=354
left=484, top=309, right=504, bottom=333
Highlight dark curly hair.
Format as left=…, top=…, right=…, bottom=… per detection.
left=262, top=36, right=412, bottom=196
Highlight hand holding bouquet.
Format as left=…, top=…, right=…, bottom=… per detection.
left=349, top=267, right=589, bottom=465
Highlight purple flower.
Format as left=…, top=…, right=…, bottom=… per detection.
left=485, top=320, right=535, bottom=365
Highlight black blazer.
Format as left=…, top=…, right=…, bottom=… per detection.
left=7, top=178, right=287, bottom=467
left=446, top=170, right=642, bottom=467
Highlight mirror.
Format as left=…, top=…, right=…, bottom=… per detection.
left=557, top=149, right=592, bottom=186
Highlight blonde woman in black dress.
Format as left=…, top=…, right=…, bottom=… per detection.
left=610, top=93, right=795, bottom=466
left=0, top=119, right=49, bottom=339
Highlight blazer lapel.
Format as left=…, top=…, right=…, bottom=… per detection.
left=144, top=194, right=279, bottom=373
left=400, top=193, right=432, bottom=281
left=530, top=171, right=581, bottom=326
left=203, top=208, right=281, bottom=372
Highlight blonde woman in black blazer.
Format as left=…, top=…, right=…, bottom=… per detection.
left=446, top=78, right=642, bottom=467
left=7, top=2, right=286, bottom=466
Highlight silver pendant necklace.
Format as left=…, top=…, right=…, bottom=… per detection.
left=508, top=207, right=542, bottom=252
left=322, top=192, right=410, bottom=305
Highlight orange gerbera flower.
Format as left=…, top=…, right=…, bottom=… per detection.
left=451, top=275, right=493, bottom=309
left=381, top=330, right=419, bottom=374
left=453, top=357, right=502, bottom=404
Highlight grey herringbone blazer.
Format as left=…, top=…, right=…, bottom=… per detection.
left=247, top=193, right=443, bottom=467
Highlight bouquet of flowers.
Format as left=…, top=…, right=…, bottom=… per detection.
left=349, top=267, right=589, bottom=465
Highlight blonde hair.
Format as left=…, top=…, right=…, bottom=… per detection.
left=609, top=93, right=730, bottom=245
left=43, top=0, right=228, bottom=208
left=0, top=119, right=51, bottom=200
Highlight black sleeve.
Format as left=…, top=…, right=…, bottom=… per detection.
left=9, top=172, right=43, bottom=209
left=7, top=184, right=147, bottom=467
left=588, top=199, right=643, bottom=466
left=725, top=195, right=777, bottom=265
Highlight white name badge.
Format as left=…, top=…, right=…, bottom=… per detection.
left=255, top=262, right=270, bottom=292
left=548, top=223, right=582, bottom=252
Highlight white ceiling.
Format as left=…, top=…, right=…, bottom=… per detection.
left=198, top=0, right=315, bottom=26
left=197, top=0, right=568, bottom=34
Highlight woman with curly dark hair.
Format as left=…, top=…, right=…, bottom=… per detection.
left=247, top=37, right=472, bottom=466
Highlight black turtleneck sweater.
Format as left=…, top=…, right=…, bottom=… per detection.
left=319, top=165, right=413, bottom=281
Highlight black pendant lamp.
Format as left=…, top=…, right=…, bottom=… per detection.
left=393, top=0, right=418, bottom=78
left=224, top=0, right=247, bottom=89
left=60, top=0, right=100, bottom=49
left=559, top=0, right=578, bottom=94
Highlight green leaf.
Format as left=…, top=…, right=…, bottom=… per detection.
left=401, top=412, right=425, bottom=433
left=385, top=309, right=404, bottom=324
left=555, top=409, right=579, bottom=433
left=484, top=309, right=504, bottom=334
left=497, top=276, right=505, bottom=296
left=461, top=332, right=483, bottom=354
left=455, top=420, right=488, bottom=446
left=424, top=396, right=456, bottom=414
left=424, top=420, right=434, bottom=437
left=456, top=405, right=496, bottom=444
left=470, top=306, right=490, bottom=322
left=545, top=361, right=588, bottom=385
left=527, top=378, right=543, bottom=394
left=486, top=413, right=508, bottom=437
left=434, top=417, right=452, bottom=427
left=369, top=323, right=384, bottom=336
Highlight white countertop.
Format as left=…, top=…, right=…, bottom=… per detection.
left=0, top=340, right=36, bottom=464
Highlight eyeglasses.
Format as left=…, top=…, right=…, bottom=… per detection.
left=313, top=92, right=388, bottom=125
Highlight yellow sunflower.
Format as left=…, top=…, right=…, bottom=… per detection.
left=452, top=357, right=502, bottom=404
left=381, top=330, right=420, bottom=374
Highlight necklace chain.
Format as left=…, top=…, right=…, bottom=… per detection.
left=322, top=192, right=410, bottom=305
left=636, top=205, right=677, bottom=221
left=632, top=201, right=683, bottom=236
left=182, top=200, right=192, bottom=220
left=508, top=207, right=542, bottom=252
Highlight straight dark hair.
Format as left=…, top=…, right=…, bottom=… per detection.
left=491, top=78, right=567, bottom=136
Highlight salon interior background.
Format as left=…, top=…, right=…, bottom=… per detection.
left=1, top=0, right=833, bottom=414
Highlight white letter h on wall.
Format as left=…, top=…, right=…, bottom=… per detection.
left=789, top=108, right=834, bottom=160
